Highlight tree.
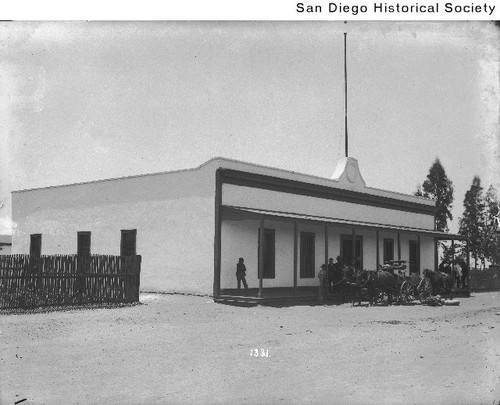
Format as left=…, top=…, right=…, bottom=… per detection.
left=484, top=185, right=500, bottom=265
left=415, top=158, right=454, bottom=232
left=459, top=176, right=487, bottom=269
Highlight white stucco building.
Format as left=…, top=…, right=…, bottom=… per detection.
left=11, top=157, right=465, bottom=298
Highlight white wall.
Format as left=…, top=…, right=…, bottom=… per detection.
left=221, top=219, right=329, bottom=289
left=220, top=216, right=438, bottom=289
left=363, top=231, right=378, bottom=270
left=12, top=167, right=216, bottom=295
left=221, top=220, right=295, bottom=289
left=420, top=236, right=435, bottom=271
left=0, top=246, right=12, bottom=255
left=222, top=184, right=435, bottom=230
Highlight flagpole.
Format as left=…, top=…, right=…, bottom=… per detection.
left=344, top=32, right=348, bottom=158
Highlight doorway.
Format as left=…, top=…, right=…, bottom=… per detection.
left=340, top=235, right=363, bottom=268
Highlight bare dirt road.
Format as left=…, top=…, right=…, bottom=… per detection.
left=1, top=292, right=500, bottom=405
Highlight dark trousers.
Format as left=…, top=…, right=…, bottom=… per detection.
left=319, top=283, right=327, bottom=302
left=237, top=276, right=248, bottom=292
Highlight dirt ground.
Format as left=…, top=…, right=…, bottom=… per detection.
left=1, top=292, right=500, bottom=405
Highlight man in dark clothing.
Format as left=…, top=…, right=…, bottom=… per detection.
left=327, top=257, right=335, bottom=293
left=345, top=258, right=356, bottom=282
left=318, top=264, right=328, bottom=303
left=354, top=256, right=362, bottom=271
left=461, top=260, right=469, bottom=288
left=236, top=257, right=249, bottom=295
left=334, top=256, right=344, bottom=278
left=439, top=260, right=449, bottom=274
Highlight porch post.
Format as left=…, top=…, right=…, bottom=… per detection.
left=258, top=219, right=264, bottom=298
left=351, top=227, right=356, bottom=262
left=397, top=233, right=401, bottom=261
left=451, top=239, right=455, bottom=268
left=417, top=234, right=421, bottom=274
left=324, top=223, right=329, bottom=268
left=376, top=230, right=380, bottom=270
left=434, top=237, right=439, bottom=272
left=293, top=221, right=298, bottom=296
left=213, top=170, right=222, bottom=298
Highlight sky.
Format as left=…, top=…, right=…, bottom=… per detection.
left=0, top=21, right=498, bottom=234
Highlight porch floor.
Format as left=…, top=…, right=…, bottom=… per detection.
left=216, top=287, right=346, bottom=307
left=216, top=286, right=471, bottom=306
left=221, top=287, right=320, bottom=298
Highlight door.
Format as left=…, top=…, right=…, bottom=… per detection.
left=409, top=240, right=419, bottom=274
left=341, top=235, right=362, bottom=268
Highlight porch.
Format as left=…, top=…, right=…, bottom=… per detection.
left=214, top=205, right=469, bottom=303
left=215, top=285, right=472, bottom=306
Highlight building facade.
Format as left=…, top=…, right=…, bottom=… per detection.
left=11, top=157, right=463, bottom=297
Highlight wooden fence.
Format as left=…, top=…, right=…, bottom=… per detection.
left=0, top=254, right=141, bottom=309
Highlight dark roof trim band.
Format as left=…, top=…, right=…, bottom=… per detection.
left=218, top=169, right=437, bottom=216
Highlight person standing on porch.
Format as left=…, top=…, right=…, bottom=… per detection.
left=236, top=257, right=249, bottom=295
left=453, top=261, right=463, bottom=288
left=345, top=258, right=355, bottom=282
left=327, top=257, right=335, bottom=293
left=318, top=264, right=327, bottom=303
left=461, top=259, right=469, bottom=288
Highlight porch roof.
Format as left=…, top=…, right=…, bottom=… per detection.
left=221, top=205, right=467, bottom=241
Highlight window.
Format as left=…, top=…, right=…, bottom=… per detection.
left=77, top=232, right=91, bottom=256
left=383, top=238, right=394, bottom=264
left=300, top=232, right=315, bottom=278
left=30, top=234, right=42, bottom=257
left=120, top=230, right=137, bottom=256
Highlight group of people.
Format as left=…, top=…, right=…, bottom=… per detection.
left=318, top=256, right=361, bottom=302
left=236, top=254, right=471, bottom=301
left=438, top=259, right=469, bottom=289
left=235, top=256, right=360, bottom=299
